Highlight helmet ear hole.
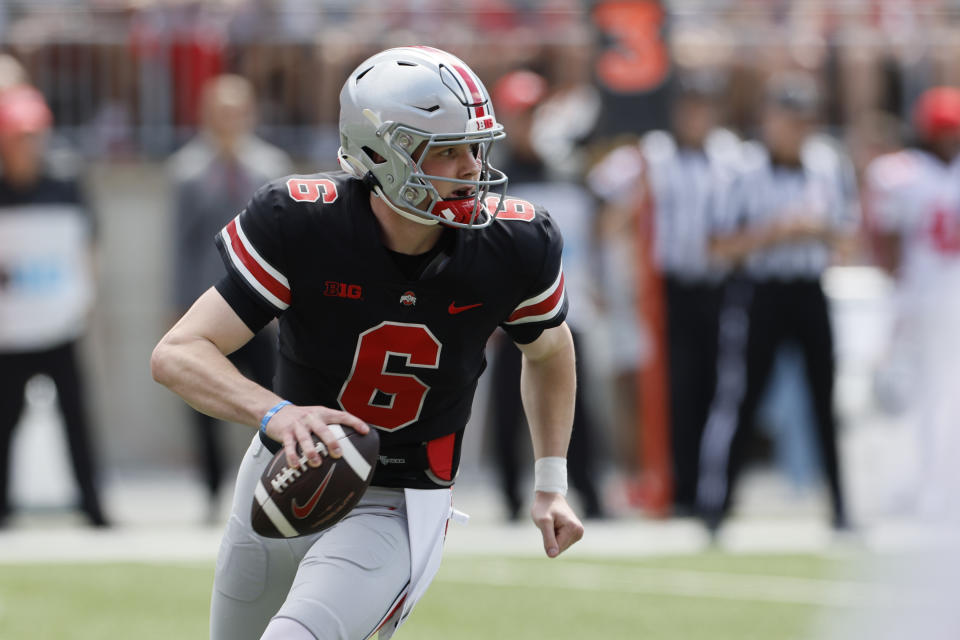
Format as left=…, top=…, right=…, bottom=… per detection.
left=361, top=146, right=386, bottom=164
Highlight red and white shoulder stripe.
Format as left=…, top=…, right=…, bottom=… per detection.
left=504, top=266, right=566, bottom=326
left=219, top=215, right=291, bottom=311
left=867, top=149, right=922, bottom=190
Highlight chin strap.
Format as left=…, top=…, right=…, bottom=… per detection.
left=340, top=146, right=440, bottom=227
left=343, top=109, right=492, bottom=228
left=372, top=185, right=440, bottom=226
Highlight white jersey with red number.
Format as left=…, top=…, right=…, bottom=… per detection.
left=866, top=149, right=960, bottom=300
left=867, top=148, right=960, bottom=518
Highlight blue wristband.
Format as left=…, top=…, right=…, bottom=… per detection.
left=259, top=400, right=291, bottom=435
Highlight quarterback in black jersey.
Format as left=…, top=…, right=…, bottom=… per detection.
left=153, top=46, right=582, bottom=640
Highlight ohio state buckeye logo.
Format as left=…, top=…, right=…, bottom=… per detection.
left=400, top=291, right=417, bottom=306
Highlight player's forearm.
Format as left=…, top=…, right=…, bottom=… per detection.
left=710, top=225, right=781, bottom=263
left=519, top=328, right=576, bottom=460
left=151, top=335, right=279, bottom=429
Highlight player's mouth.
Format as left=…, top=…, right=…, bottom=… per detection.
left=448, top=187, right=475, bottom=199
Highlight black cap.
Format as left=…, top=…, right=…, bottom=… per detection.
left=765, top=71, right=819, bottom=116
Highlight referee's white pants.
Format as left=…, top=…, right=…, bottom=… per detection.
left=211, top=435, right=449, bottom=640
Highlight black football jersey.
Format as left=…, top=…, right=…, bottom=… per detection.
left=214, top=171, right=567, bottom=488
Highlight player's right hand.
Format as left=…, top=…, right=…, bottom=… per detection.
left=263, top=404, right=370, bottom=468
left=776, top=216, right=829, bottom=242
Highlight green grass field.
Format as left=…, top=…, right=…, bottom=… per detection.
left=0, top=553, right=846, bottom=639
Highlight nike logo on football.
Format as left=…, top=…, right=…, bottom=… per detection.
left=448, top=301, right=483, bottom=314
left=291, top=464, right=336, bottom=519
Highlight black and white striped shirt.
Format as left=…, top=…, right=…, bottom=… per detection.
left=587, top=128, right=743, bottom=283
left=715, top=136, right=859, bottom=280
left=642, top=129, right=742, bottom=282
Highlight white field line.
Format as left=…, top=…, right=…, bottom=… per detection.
left=0, top=527, right=222, bottom=564
left=435, top=560, right=924, bottom=609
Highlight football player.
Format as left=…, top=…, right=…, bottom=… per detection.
left=151, top=46, right=584, bottom=640
left=866, top=87, right=960, bottom=518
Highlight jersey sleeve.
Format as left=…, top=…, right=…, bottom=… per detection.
left=710, top=168, right=750, bottom=234
left=832, top=152, right=862, bottom=233
left=213, top=181, right=291, bottom=331
left=863, top=152, right=917, bottom=234
left=67, top=179, right=98, bottom=244
left=805, top=137, right=862, bottom=233
left=586, top=143, right=645, bottom=206
left=499, top=211, right=569, bottom=345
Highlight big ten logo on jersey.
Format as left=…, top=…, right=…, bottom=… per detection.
left=324, top=281, right=362, bottom=300
left=287, top=178, right=339, bottom=204
left=485, top=196, right=536, bottom=222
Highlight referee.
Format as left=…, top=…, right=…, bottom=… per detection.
left=643, top=71, right=742, bottom=514
left=697, top=72, right=857, bottom=532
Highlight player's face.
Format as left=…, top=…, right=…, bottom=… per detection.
left=674, top=98, right=717, bottom=148
left=418, top=142, right=482, bottom=199
left=0, top=129, right=45, bottom=183
left=932, top=130, right=960, bottom=161
left=762, top=106, right=810, bottom=159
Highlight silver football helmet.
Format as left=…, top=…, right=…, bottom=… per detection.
left=338, top=46, right=507, bottom=229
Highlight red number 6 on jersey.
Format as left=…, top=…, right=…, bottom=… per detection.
left=338, top=322, right=441, bottom=431
left=486, top=196, right=536, bottom=221
left=287, top=178, right=339, bottom=204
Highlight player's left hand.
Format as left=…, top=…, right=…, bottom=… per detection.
left=531, top=491, right=584, bottom=558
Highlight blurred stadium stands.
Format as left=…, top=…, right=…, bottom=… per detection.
left=3, top=1, right=960, bottom=161
left=2, top=0, right=959, bottom=526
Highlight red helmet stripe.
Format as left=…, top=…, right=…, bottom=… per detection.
left=408, top=45, right=486, bottom=112
left=453, top=65, right=486, bottom=120
left=452, top=65, right=483, bottom=104
left=411, top=45, right=446, bottom=55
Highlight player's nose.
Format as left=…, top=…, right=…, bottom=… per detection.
left=458, top=148, right=481, bottom=178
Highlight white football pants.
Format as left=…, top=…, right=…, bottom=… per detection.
left=211, top=435, right=450, bottom=640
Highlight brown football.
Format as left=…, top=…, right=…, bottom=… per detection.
left=251, top=425, right=379, bottom=538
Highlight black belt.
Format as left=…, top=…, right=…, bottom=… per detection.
left=373, top=441, right=431, bottom=471
left=372, top=441, right=452, bottom=489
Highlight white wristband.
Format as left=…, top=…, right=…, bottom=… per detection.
left=534, top=457, right=568, bottom=495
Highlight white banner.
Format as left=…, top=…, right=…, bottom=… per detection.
left=0, top=204, right=93, bottom=350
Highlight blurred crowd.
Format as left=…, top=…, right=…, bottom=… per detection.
left=3, top=0, right=960, bottom=159
left=2, top=0, right=960, bottom=533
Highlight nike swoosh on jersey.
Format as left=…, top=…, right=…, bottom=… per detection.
left=291, top=464, right=336, bottom=519
left=448, top=302, right=483, bottom=314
